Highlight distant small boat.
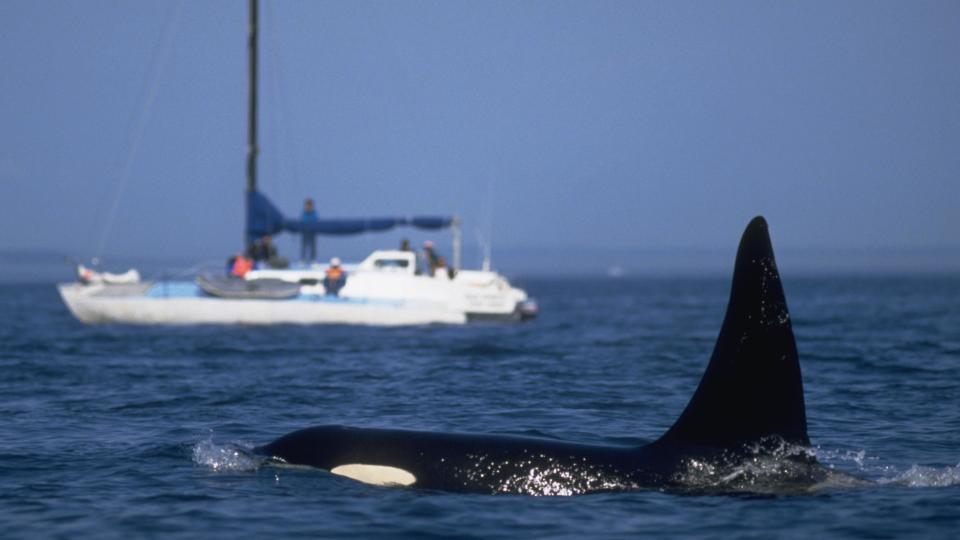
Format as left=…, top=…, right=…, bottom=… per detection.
left=58, top=0, right=535, bottom=326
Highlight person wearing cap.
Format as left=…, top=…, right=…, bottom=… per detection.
left=422, top=240, right=445, bottom=277
left=323, top=257, right=347, bottom=296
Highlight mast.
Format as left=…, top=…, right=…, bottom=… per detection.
left=245, top=0, right=259, bottom=250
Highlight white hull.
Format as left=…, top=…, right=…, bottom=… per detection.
left=60, top=4, right=537, bottom=328
left=58, top=283, right=466, bottom=326
left=58, top=250, right=533, bottom=326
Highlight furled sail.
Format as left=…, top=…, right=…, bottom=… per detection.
left=246, top=191, right=454, bottom=243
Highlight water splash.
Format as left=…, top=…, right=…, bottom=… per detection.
left=663, top=439, right=960, bottom=494
left=813, top=447, right=885, bottom=471
left=192, top=438, right=261, bottom=472
left=454, top=452, right=634, bottom=496
left=669, top=439, right=834, bottom=494
left=815, top=447, right=960, bottom=488
left=880, top=463, right=960, bottom=488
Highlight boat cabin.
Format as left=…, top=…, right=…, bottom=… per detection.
left=357, top=250, right=417, bottom=275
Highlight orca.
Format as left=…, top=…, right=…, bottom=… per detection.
left=257, top=217, right=821, bottom=495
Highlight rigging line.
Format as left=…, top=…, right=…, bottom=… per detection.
left=94, top=0, right=184, bottom=261
left=261, top=0, right=283, bottom=202
left=264, top=0, right=304, bottom=202
left=263, top=0, right=285, bottom=256
left=264, top=0, right=306, bottom=258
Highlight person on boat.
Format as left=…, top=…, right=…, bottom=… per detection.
left=323, top=257, right=347, bottom=296
left=400, top=238, right=411, bottom=252
left=423, top=240, right=445, bottom=277
left=228, top=253, right=254, bottom=278
left=300, top=198, right=318, bottom=263
left=248, top=234, right=288, bottom=269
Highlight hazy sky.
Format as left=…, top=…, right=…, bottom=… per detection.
left=1, top=0, right=958, bottom=271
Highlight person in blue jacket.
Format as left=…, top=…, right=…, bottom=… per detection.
left=301, top=198, right=318, bottom=262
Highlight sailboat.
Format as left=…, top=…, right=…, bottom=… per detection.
left=57, top=0, right=536, bottom=326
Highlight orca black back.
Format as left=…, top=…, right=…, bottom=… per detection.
left=257, top=216, right=814, bottom=494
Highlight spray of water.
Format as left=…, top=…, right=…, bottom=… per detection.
left=881, top=463, right=960, bottom=488
left=192, top=438, right=262, bottom=473
left=815, top=447, right=960, bottom=488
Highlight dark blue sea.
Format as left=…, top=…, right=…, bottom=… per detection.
left=2, top=275, right=958, bottom=538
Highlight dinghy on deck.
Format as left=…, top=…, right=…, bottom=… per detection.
left=195, top=274, right=299, bottom=300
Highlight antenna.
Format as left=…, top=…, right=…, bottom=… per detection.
left=481, top=173, right=496, bottom=272
left=476, top=229, right=492, bottom=272
left=452, top=217, right=462, bottom=270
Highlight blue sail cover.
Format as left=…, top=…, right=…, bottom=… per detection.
left=246, top=191, right=454, bottom=243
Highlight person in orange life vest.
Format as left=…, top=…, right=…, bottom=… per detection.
left=323, top=257, right=347, bottom=296
left=229, top=253, right=254, bottom=278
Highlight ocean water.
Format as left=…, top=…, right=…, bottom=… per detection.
left=1, top=275, right=958, bottom=538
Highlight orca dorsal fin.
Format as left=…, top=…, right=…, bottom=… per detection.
left=658, top=217, right=809, bottom=448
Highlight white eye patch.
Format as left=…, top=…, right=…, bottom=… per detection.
left=330, top=464, right=417, bottom=487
